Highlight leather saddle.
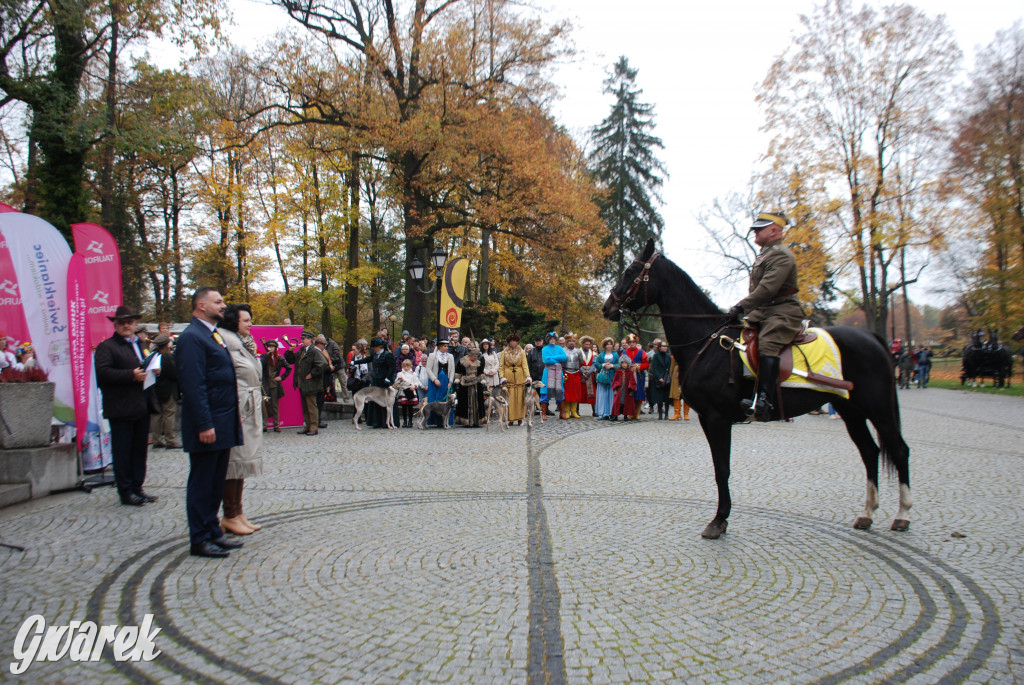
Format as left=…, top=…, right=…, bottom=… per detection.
left=741, top=320, right=817, bottom=381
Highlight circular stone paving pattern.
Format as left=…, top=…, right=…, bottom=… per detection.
left=88, top=489, right=998, bottom=684
left=546, top=494, right=998, bottom=683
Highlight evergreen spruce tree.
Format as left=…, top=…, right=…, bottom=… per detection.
left=589, top=56, right=668, bottom=284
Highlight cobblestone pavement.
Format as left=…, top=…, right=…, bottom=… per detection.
left=0, top=388, right=1021, bottom=683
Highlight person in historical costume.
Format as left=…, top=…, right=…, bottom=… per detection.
left=594, top=337, right=617, bottom=419
left=562, top=334, right=584, bottom=419
left=499, top=333, right=531, bottom=425
left=260, top=340, right=291, bottom=432
left=727, top=210, right=803, bottom=420
left=351, top=338, right=396, bottom=429
left=454, top=344, right=486, bottom=427
left=526, top=335, right=546, bottom=411
left=610, top=356, right=637, bottom=421
left=622, top=334, right=649, bottom=420
left=294, top=331, right=328, bottom=435
left=426, top=339, right=456, bottom=427
left=577, top=336, right=597, bottom=416
left=396, top=358, right=422, bottom=427
left=541, top=333, right=568, bottom=419
left=667, top=357, right=691, bottom=421
left=648, top=341, right=673, bottom=419
left=480, top=339, right=502, bottom=390
left=218, top=304, right=265, bottom=536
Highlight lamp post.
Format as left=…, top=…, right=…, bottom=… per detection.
left=407, top=246, right=448, bottom=342
left=387, top=314, right=397, bottom=343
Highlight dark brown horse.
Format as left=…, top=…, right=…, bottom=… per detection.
left=603, top=240, right=911, bottom=539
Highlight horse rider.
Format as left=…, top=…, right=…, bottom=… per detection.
left=727, top=210, right=803, bottom=420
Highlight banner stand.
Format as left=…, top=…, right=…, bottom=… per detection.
left=51, top=464, right=116, bottom=495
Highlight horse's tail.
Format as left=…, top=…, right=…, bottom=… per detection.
left=877, top=357, right=910, bottom=480
left=870, top=331, right=908, bottom=479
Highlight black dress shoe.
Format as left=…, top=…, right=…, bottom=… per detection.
left=210, top=536, right=243, bottom=550
left=120, top=493, right=146, bottom=506
left=318, top=422, right=328, bottom=428
left=190, top=541, right=230, bottom=557
left=134, top=491, right=159, bottom=503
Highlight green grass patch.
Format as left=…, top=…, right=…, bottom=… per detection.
left=926, top=378, right=1024, bottom=397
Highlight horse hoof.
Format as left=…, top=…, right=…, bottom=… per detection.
left=701, top=520, right=728, bottom=539
left=891, top=519, right=910, bottom=532
left=853, top=517, right=873, bottom=530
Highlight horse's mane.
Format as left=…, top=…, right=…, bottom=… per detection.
left=658, top=254, right=723, bottom=316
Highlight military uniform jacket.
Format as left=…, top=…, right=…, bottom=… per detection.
left=295, top=345, right=329, bottom=394
left=737, top=239, right=803, bottom=325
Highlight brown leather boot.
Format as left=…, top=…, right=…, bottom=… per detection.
left=669, top=399, right=682, bottom=420
left=683, top=402, right=691, bottom=420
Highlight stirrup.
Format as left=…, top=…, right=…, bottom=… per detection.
left=741, top=392, right=771, bottom=418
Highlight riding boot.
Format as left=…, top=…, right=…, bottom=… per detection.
left=668, top=399, right=681, bottom=420
left=570, top=402, right=581, bottom=419
left=683, top=402, right=690, bottom=420
left=741, top=355, right=780, bottom=421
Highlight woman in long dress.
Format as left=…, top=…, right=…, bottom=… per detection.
left=578, top=336, right=597, bottom=416
left=218, top=304, right=264, bottom=535
left=623, top=333, right=649, bottom=420
left=480, top=339, right=502, bottom=390
left=454, top=344, right=486, bottom=427
left=426, top=339, right=455, bottom=426
left=594, top=337, right=617, bottom=419
left=648, top=341, right=672, bottom=419
left=499, top=333, right=531, bottom=425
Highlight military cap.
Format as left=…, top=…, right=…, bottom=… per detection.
left=750, top=211, right=788, bottom=230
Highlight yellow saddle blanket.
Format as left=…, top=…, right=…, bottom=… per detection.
left=739, top=327, right=849, bottom=399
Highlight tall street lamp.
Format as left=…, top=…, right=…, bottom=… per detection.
left=407, top=246, right=448, bottom=342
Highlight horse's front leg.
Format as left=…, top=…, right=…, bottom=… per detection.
left=698, top=411, right=733, bottom=539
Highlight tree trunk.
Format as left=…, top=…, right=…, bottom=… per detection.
left=344, top=152, right=360, bottom=351
left=479, top=228, right=491, bottom=303
left=99, top=3, right=119, bottom=227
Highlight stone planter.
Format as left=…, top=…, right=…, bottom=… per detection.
left=0, top=382, right=55, bottom=449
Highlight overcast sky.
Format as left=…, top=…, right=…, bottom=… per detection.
left=224, top=0, right=1023, bottom=307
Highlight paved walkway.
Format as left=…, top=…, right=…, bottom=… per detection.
left=1, top=388, right=1021, bottom=683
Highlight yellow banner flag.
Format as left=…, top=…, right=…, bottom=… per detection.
left=439, top=257, right=469, bottom=330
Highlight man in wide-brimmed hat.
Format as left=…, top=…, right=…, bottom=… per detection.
left=95, top=304, right=156, bottom=507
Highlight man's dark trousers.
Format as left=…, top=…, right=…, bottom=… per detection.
left=109, top=415, right=150, bottom=499
left=187, top=449, right=230, bottom=545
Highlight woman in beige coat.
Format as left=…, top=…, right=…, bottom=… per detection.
left=499, top=333, right=531, bottom=425
left=218, top=304, right=264, bottom=535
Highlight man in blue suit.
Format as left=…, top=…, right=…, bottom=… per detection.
left=175, top=287, right=244, bottom=558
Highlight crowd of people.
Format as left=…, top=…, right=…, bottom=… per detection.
left=889, top=338, right=934, bottom=390
left=339, top=329, right=692, bottom=428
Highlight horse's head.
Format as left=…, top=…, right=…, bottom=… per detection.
left=602, top=238, right=660, bottom=322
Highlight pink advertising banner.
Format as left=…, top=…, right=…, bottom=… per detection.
left=0, top=212, right=74, bottom=423
left=0, top=206, right=31, bottom=350
left=252, top=325, right=304, bottom=428
left=71, top=223, right=122, bottom=350
left=67, top=253, right=89, bottom=452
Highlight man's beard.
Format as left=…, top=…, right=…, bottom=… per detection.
left=210, top=310, right=224, bottom=322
